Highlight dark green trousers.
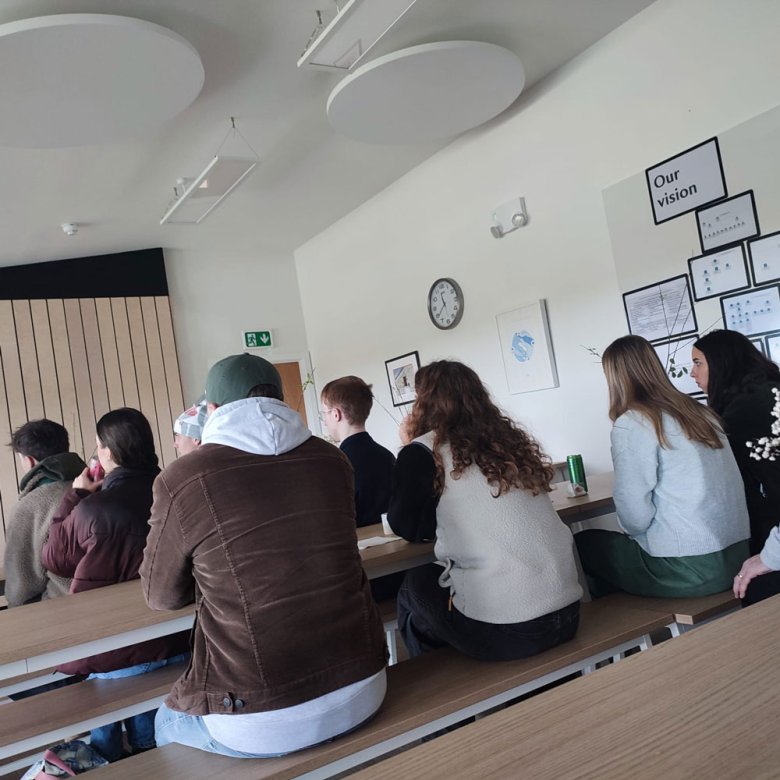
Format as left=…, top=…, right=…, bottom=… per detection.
left=575, top=530, right=749, bottom=599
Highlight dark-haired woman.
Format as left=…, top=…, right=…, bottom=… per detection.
left=576, top=336, right=750, bottom=599
left=42, top=408, right=188, bottom=762
left=692, top=329, right=780, bottom=553
left=388, top=360, right=581, bottom=661
left=692, top=330, right=780, bottom=604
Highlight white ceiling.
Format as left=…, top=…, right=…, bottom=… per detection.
left=0, top=0, right=655, bottom=267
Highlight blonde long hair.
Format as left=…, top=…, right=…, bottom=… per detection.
left=602, top=335, right=723, bottom=449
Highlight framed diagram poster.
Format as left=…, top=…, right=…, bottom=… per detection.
left=747, top=230, right=780, bottom=286
left=765, top=332, right=780, bottom=364
left=623, top=275, right=697, bottom=344
left=653, top=335, right=700, bottom=395
left=385, top=351, right=420, bottom=407
left=751, top=337, right=767, bottom=355
left=496, top=300, right=559, bottom=395
left=688, top=245, right=750, bottom=301
left=721, top=285, right=780, bottom=337
left=696, top=190, right=760, bottom=252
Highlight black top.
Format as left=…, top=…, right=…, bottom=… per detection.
left=387, top=442, right=439, bottom=542
left=340, top=432, right=396, bottom=527
left=721, top=381, right=780, bottom=554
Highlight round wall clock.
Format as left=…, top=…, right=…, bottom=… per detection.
left=427, top=277, right=464, bottom=330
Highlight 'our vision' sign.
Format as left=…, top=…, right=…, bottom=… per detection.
left=645, top=137, right=727, bottom=225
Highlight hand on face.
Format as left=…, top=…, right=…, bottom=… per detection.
left=73, top=467, right=103, bottom=493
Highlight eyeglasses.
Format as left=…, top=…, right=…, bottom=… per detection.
left=318, top=406, right=335, bottom=423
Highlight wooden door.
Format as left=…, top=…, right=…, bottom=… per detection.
left=274, top=361, right=308, bottom=428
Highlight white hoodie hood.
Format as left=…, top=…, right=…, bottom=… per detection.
left=201, top=397, right=311, bottom=456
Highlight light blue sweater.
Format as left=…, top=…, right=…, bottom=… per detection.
left=611, top=410, right=750, bottom=557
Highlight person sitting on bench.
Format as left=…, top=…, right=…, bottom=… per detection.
left=576, top=335, right=750, bottom=598
left=388, top=360, right=581, bottom=661
left=142, top=354, right=387, bottom=758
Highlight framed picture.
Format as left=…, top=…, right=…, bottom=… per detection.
left=765, top=332, right=780, bottom=365
left=645, top=137, right=727, bottom=225
left=747, top=230, right=780, bottom=286
left=720, top=284, right=780, bottom=338
left=385, top=351, right=420, bottom=407
left=653, top=334, right=700, bottom=395
left=623, top=275, right=697, bottom=344
left=496, top=299, right=559, bottom=395
left=696, top=190, right=760, bottom=252
left=688, top=245, right=750, bottom=301
left=750, top=337, right=767, bottom=356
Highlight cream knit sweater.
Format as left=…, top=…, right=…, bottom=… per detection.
left=416, top=433, right=582, bottom=624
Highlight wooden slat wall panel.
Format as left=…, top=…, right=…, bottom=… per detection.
left=30, top=300, right=63, bottom=424
left=0, top=302, right=26, bottom=491
left=0, top=353, right=17, bottom=549
left=141, top=297, right=176, bottom=466
left=125, top=297, right=162, bottom=461
left=95, top=298, right=124, bottom=410
left=63, top=299, right=97, bottom=461
left=80, top=299, right=109, bottom=422
left=110, top=298, right=140, bottom=410
left=0, top=295, right=185, bottom=554
left=156, top=297, right=185, bottom=429
left=49, top=299, right=84, bottom=460
left=12, top=301, right=44, bottom=421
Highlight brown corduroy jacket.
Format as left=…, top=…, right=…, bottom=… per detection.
left=140, top=436, right=387, bottom=716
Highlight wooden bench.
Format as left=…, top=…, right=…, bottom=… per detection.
left=0, top=663, right=186, bottom=772
left=92, top=596, right=673, bottom=780
left=607, top=590, right=740, bottom=636
left=345, top=595, right=780, bottom=779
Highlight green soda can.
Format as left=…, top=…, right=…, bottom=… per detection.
left=566, top=454, right=588, bottom=496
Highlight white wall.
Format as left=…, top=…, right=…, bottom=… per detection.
left=294, top=0, right=780, bottom=473
left=164, top=248, right=308, bottom=403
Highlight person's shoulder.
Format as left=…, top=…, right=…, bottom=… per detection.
left=20, top=480, right=72, bottom=509
left=613, top=409, right=644, bottom=427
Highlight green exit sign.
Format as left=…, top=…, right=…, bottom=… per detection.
left=243, top=330, right=273, bottom=349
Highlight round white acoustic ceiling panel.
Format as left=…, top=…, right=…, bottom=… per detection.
left=327, top=41, right=525, bottom=144
left=0, top=14, right=204, bottom=147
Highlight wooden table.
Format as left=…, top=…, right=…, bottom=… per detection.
left=0, top=530, right=436, bottom=682
left=350, top=594, right=780, bottom=779
left=550, top=471, right=615, bottom=522
left=0, top=475, right=615, bottom=684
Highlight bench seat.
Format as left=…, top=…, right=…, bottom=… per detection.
left=605, top=590, right=739, bottom=635
left=0, top=663, right=185, bottom=766
left=95, top=596, right=672, bottom=780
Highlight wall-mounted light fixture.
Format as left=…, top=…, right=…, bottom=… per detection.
left=160, top=118, right=259, bottom=225
left=490, top=196, right=528, bottom=239
left=298, top=0, right=420, bottom=71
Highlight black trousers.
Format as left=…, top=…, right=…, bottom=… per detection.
left=397, top=563, right=579, bottom=662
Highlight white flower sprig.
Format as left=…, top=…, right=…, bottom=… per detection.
left=746, top=387, right=780, bottom=461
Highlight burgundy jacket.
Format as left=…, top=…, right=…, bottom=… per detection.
left=140, top=437, right=387, bottom=716
left=42, top=467, right=189, bottom=675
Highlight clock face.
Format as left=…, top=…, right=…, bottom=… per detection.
left=428, top=278, right=464, bottom=330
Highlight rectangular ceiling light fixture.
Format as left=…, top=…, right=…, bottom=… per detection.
left=298, top=0, right=420, bottom=71
left=160, top=155, right=257, bottom=225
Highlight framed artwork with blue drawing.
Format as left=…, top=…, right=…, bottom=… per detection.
left=496, top=300, right=559, bottom=394
left=385, top=350, right=421, bottom=407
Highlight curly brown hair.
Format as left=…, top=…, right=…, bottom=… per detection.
left=406, top=361, right=553, bottom=497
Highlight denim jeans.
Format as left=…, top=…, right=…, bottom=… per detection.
left=397, top=563, right=580, bottom=661
left=155, top=703, right=287, bottom=759
left=89, top=654, right=189, bottom=763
